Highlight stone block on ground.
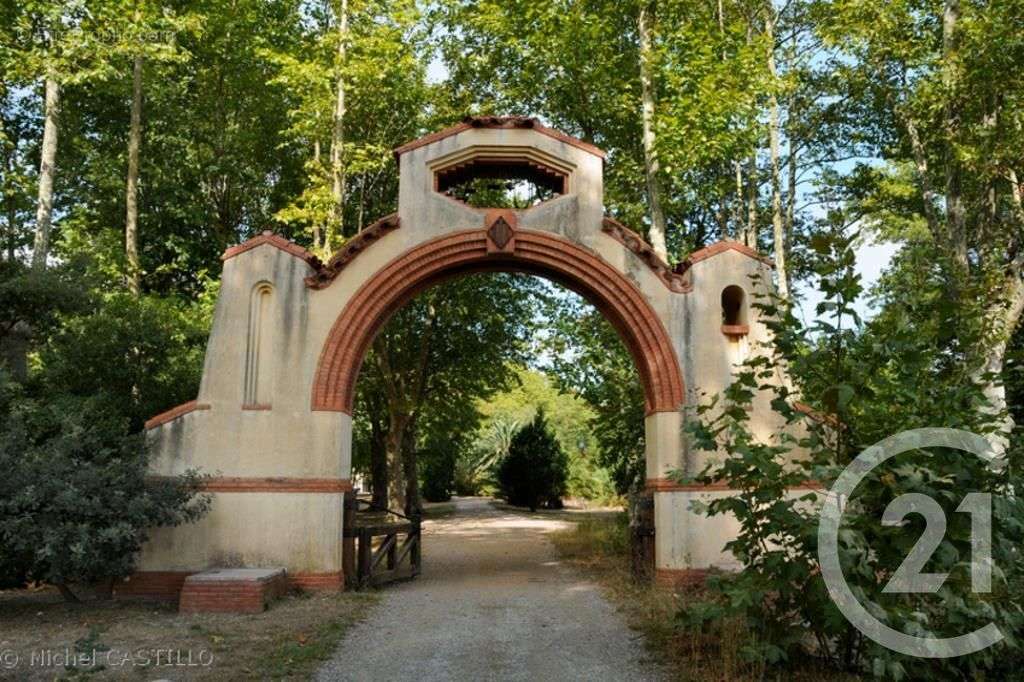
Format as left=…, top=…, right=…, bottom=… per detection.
left=178, top=568, right=288, bottom=614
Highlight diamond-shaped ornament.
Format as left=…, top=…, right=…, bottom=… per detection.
left=488, top=217, right=513, bottom=250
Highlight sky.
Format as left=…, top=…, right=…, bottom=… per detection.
left=794, top=239, right=899, bottom=326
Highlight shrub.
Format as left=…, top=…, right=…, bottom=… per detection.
left=0, top=385, right=210, bottom=601
left=0, top=284, right=214, bottom=599
left=497, top=409, right=568, bottom=511
left=37, top=291, right=209, bottom=431
left=680, top=234, right=1024, bottom=679
left=420, top=446, right=457, bottom=502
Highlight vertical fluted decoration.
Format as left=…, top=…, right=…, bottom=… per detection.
left=244, top=283, right=274, bottom=408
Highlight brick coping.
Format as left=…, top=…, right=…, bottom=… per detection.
left=184, top=568, right=286, bottom=583
left=144, top=400, right=210, bottom=430
left=145, top=476, right=353, bottom=494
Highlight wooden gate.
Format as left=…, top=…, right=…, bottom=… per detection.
left=343, top=493, right=421, bottom=589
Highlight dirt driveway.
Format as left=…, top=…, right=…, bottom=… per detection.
left=316, top=496, right=665, bottom=681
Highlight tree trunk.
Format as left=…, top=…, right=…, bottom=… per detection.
left=369, top=415, right=388, bottom=509
left=745, top=153, right=758, bottom=247
left=733, top=162, right=744, bottom=241
left=742, top=23, right=758, bottom=249
left=786, top=133, right=797, bottom=235
left=125, top=53, right=143, bottom=295
left=942, top=0, right=968, bottom=271
left=327, top=0, right=348, bottom=251
left=2, top=119, right=17, bottom=262
left=975, top=275, right=1024, bottom=456
left=313, top=138, right=323, bottom=252
left=385, top=412, right=409, bottom=513
left=765, top=11, right=788, bottom=299
left=638, top=2, right=668, bottom=262
left=401, top=421, right=421, bottom=518
left=55, top=582, right=80, bottom=603
left=31, top=77, right=60, bottom=271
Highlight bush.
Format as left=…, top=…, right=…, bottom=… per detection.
left=38, top=291, right=210, bottom=431
left=0, top=282, right=214, bottom=599
left=420, top=446, right=457, bottom=502
left=0, top=384, right=210, bottom=601
left=497, top=409, right=568, bottom=511
left=680, top=235, right=1024, bottom=679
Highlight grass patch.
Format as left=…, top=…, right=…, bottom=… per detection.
left=0, top=586, right=378, bottom=680
left=550, top=513, right=857, bottom=682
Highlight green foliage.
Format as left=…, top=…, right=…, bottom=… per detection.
left=680, top=229, right=1024, bottom=678
left=353, top=273, right=547, bottom=511
left=263, top=0, right=435, bottom=251
left=497, top=409, right=568, bottom=512
left=37, top=289, right=212, bottom=432
left=0, top=267, right=213, bottom=597
left=454, top=416, right=517, bottom=496
left=471, top=366, right=619, bottom=503
left=420, top=445, right=457, bottom=503
left=544, top=295, right=646, bottom=494
left=0, top=375, right=210, bottom=598
left=0, top=259, right=90, bottom=341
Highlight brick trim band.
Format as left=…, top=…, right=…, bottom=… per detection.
left=290, top=571, right=345, bottom=590
left=601, top=217, right=691, bottom=293
left=144, top=400, right=211, bottom=430
left=721, top=324, right=749, bottom=336
left=311, top=229, right=685, bottom=415
left=655, top=568, right=709, bottom=588
left=201, top=477, right=353, bottom=493
left=645, top=478, right=823, bottom=493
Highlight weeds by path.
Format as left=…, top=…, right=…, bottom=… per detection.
left=550, top=513, right=858, bottom=682
left=0, top=586, right=377, bottom=680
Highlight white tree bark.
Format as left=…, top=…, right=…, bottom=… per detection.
left=328, top=0, right=348, bottom=251
left=975, top=275, right=1024, bottom=456
left=312, top=137, right=323, bottom=252
left=765, top=11, right=788, bottom=299
left=31, top=77, right=60, bottom=270
left=638, top=2, right=668, bottom=262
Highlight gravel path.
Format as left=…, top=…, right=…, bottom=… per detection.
left=316, top=496, right=665, bottom=681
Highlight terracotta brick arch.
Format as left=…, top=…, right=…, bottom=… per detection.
left=311, top=229, right=685, bottom=416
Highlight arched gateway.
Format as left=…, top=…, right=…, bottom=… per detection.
left=131, top=117, right=785, bottom=600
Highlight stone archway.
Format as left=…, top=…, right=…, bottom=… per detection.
left=132, top=117, right=782, bottom=601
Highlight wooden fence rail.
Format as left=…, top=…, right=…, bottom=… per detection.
left=343, top=492, right=421, bottom=589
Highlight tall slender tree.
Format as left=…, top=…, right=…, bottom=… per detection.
left=328, top=0, right=348, bottom=248
left=637, top=1, right=668, bottom=261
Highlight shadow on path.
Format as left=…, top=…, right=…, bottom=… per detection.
left=316, top=496, right=665, bottom=682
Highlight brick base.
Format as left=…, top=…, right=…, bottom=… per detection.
left=290, top=571, right=344, bottom=591
left=114, top=571, right=193, bottom=601
left=116, top=569, right=345, bottom=605
left=179, top=569, right=289, bottom=614
left=654, top=568, right=709, bottom=589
